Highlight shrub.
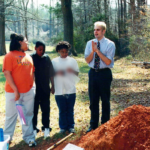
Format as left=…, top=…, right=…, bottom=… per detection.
left=74, top=30, right=86, bottom=54
left=50, top=33, right=63, bottom=45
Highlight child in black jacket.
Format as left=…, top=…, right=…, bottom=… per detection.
left=31, top=41, right=55, bottom=138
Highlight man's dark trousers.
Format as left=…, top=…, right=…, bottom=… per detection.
left=33, top=87, right=50, bottom=130
left=88, top=68, right=112, bottom=129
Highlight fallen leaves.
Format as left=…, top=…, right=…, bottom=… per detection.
left=111, top=58, right=150, bottom=109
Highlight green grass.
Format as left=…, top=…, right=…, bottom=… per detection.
left=0, top=44, right=120, bottom=149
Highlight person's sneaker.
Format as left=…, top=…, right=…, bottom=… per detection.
left=33, top=130, right=37, bottom=137
left=28, top=141, right=37, bottom=147
left=44, top=128, right=50, bottom=138
left=59, top=129, right=66, bottom=133
left=68, top=128, right=75, bottom=133
left=33, top=128, right=40, bottom=137
left=42, top=127, right=52, bottom=132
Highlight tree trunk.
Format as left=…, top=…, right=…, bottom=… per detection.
left=120, top=0, right=124, bottom=36
left=24, top=16, right=28, bottom=39
left=83, top=0, right=86, bottom=23
left=87, top=0, right=91, bottom=21
left=16, top=9, right=21, bottom=34
left=37, top=0, right=39, bottom=36
left=21, top=0, right=29, bottom=39
left=49, top=0, right=52, bottom=38
left=118, top=0, right=121, bottom=38
left=104, top=0, right=110, bottom=30
left=56, top=15, right=59, bottom=36
left=121, top=0, right=123, bottom=21
left=61, top=0, right=77, bottom=56
left=52, top=12, right=54, bottom=37
left=124, top=0, right=127, bottom=24
left=32, top=0, right=34, bottom=37
left=124, top=0, right=127, bottom=37
left=130, top=0, right=136, bottom=31
left=0, top=0, right=6, bottom=55
left=56, top=0, right=59, bottom=36
left=13, top=21, right=17, bottom=33
left=13, top=11, right=17, bottom=33
left=97, top=0, right=101, bottom=14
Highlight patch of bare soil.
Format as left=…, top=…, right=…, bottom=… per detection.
left=76, top=105, right=150, bottom=150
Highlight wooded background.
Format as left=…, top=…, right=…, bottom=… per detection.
left=0, top=0, right=149, bottom=60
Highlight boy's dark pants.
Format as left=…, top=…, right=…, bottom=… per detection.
left=33, top=88, right=50, bottom=130
left=88, top=68, right=112, bottom=129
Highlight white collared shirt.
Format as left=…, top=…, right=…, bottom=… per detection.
left=84, top=37, right=115, bottom=69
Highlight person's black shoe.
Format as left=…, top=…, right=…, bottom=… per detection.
left=86, top=126, right=98, bottom=133
left=86, top=127, right=93, bottom=133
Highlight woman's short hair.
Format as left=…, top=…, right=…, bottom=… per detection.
left=10, top=33, right=24, bottom=51
left=94, top=21, right=106, bottom=31
left=56, top=41, right=71, bottom=52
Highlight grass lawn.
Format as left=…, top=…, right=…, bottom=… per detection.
left=1, top=45, right=150, bottom=149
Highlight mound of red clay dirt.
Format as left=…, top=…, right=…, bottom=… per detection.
left=77, top=105, right=150, bottom=150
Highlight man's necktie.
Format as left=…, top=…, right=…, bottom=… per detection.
left=94, top=42, right=100, bottom=70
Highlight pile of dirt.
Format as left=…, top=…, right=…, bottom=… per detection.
left=77, top=105, right=150, bottom=150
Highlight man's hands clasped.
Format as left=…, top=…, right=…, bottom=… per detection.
left=92, top=41, right=99, bottom=53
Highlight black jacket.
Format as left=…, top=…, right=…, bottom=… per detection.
left=31, top=52, right=55, bottom=94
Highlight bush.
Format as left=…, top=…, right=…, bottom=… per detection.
left=129, top=35, right=150, bottom=61
left=128, top=8, right=150, bottom=61
left=74, top=30, right=86, bottom=54
left=50, top=33, right=63, bottom=45
left=126, top=55, right=133, bottom=60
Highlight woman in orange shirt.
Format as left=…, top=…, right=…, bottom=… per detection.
left=2, top=34, right=36, bottom=147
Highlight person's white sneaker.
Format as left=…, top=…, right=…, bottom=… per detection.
left=69, top=128, right=75, bottom=133
left=28, top=140, right=37, bottom=147
left=33, top=130, right=37, bottom=137
left=59, top=129, right=66, bottom=134
left=44, top=128, right=50, bottom=138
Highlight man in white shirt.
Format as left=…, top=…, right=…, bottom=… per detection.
left=85, top=21, right=115, bottom=132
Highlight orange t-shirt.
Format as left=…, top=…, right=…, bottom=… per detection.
left=2, top=51, right=35, bottom=93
